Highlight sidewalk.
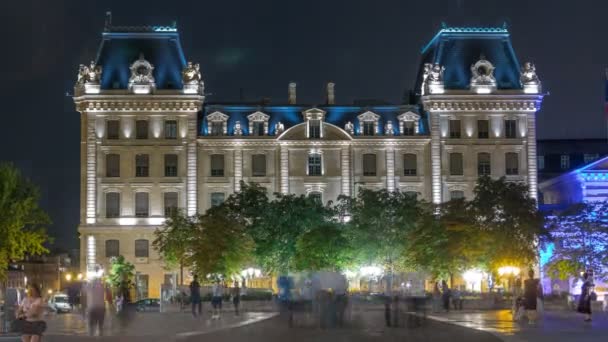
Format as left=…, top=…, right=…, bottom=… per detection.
left=427, top=309, right=608, bottom=342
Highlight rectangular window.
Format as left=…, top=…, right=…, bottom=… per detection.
left=135, top=192, right=149, bottom=218
left=164, top=120, right=178, bottom=139
left=136, top=274, right=149, bottom=300
left=164, top=154, right=178, bottom=177
left=449, top=120, right=461, bottom=138
left=405, top=191, right=418, bottom=199
left=136, top=120, right=148, bottom=139
left=252, top=122, right=265, bottom=136
left=106, top=154, right=120, bottom=177
left=135, top=239, right=149, bottom=258
left=210, top=154, right=225, bottom=176
left=210, top=122, right=223, bottom=136
left=505, top=119, right=517, bottom=139
left=363, top=154, right=377, bottom=176
left=105, top=192, right=120, bottom=218
left=210, top=192, right=225, bottom=207
left=362, top=122, right=375, bottom=136
left=107, top=120, right=120, bottom=140
left=309, top=192, right=322, bottom=203
left=164, top=192, right=178, bottom=217
left=477, top=153, right=491, bottom=176
left=403, top=153, right=417, bottom=176
left=560, top=155, right=570, bottom=170
left=477, top=120, right=489, bottom=139
left=584, top=153, right=599, bottom=164
left=252, top=154, right=266, bottom=177
left=105, top=240, right=119, bottom=258
left=309, top=120, right=321, bottom=139
left=308, top=153, right=322, bottom=176
left=450, top=190, right=465, bottom=200
left=403, top=121, right=415, bottom=136
left=506, top=153, right=519, bottom=175
left=450, top=153, right=464, bottom=176
left=538, top=155, right=545, bottom=170
left=135, top=154, right=149, bottom=177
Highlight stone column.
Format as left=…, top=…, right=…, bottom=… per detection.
left=430, top=112, right=442, bottom=204
left=280, top=145, right=289, bottom=194
left=234, top=148, right=243, bottom=192
left=386, top=147, right=395, bottom=192
left=341, top=146, right=351, bottom=196
left=526, top=113, right=538, bottom=201
left=85, top=113, right=97, bottom=224
left=186, top=117, right=198, bottom=216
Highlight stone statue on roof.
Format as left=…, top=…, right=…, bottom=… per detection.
left=345, top=121, right=354, bottom=135
left=275, top=121, right=285, bottom=135
left=182, top=61, right=202, bottom=84
left=520, top=62, right=540, bottom=85
left=422, top=63, right=445, bottom=95
left=77, top=61, right=102, bottom=85
left=428, top=64, right=444, bottom=83
left=234, top=121, right=243, bottom=136
left=385, top=120, right=394, bottom=136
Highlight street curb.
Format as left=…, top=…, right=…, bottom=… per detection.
left=425, top=314, right=527, bottom=342
left=175, top=312, right=279, bottom=340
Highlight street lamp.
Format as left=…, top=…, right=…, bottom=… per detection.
left=77, top=273, right=83, bottom=281
left=463, top=269, right=484, bottom=292
left=65, top=273, right=72, bottom=282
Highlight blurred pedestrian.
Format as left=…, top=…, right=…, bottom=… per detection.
left=452, top=288, right=463, bottom=310
left=189, top=275, right=202, bottom=317
left=232, top=281, right=241, bottom=316
left=441, top=280, right=451, bottom=312
left=85, top=276, right=106, bottom=336
left=17, top=283, right=46, bottom=342
left=523, top=269, right=541, bottom=325
left=432, top=282, right=441, bottom=313
left=211, top=281, right=223, bottom=319
left=577, top=272, right=592, bottom=322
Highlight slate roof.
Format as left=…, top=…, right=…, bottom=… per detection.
left=415, top=25, right=522, bottom=93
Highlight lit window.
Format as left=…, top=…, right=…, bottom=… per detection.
left=450, top=153, right=463, bottom=176
left=107, top=120, right=120, bottom=140
left=252, top=154, right=266, bottom=177
left=538, top=156, right=545, bottom=170
left=164, top=192, right=178, bottom=217
left=135, top=154, right=149, bottom=177
left=506, top=153, right=519, bottom=175
left=450, top=190, right=465, bottom=200
left=309, top=120, right=321, bottom=139
left=308, top=153, right=322, bottom=176
left=560, top=155, right=570, bottom=170
left=210, top=192, right=225, bottom=207
left=136, top=120, right=148, bottom=139
left=403, top=154, right=417, bottom=176
left=504, top=120, right=517, bottom=139
left=106, top=154, right=120, bottom=177
left=135, top=239, right=149, bottom=258
left=477, top=152, right=491, bottom=176
left=362, top=122, right=375, bottom=136
left=363, top=154, right=377, bottom=176
left=105, top=192, right=120, bottom=218
left=164, top=120, right=178, bottom=139
left=449, top=120, right=461, bottom=138
left=164, top=154, right=178, bottom=177
left=135, top=192, right=149, bottom=218
left=105, top=240, right=119, bottom=258
left=210, top=154, right=225, bottom=176
left=477, top=120, right=489, bottom=139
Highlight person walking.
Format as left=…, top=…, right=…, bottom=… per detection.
left=17, top=283, right=46, bottom=342
left=432, top=282, right=441, bottom=313
left=189, top=275, right=202, bottom=317
left=85, top=277, right=106, bottom=336
left=211, top=281, right=223, bottom=319
left=232, top=281, right=241, bottom=316
left=452, top=288, right=463, bottom=310
left=523, top=269, right=540, bottom=325
left=577, top=272, right=593, bottom=322
left=441, top=280, right=451, bottom=312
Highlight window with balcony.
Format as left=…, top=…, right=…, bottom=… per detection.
left=506, top=152, right=519, bottom=175
left=449, top=120, right=461, bottom=138
left=403, top=154, right=417, bottom=176
left=135, top=239, right=149, bottom=258
left=449, top=153, right=464, bottom=176
left=135, top=154, right=149, bottom=177
left=164, top=192, right=178, bottom=217
left=107, top=120, right=120, bottom=140
left=505, top=119, right=517, bottom=139
left=106, top=154, right=120, bottom=177
left=164, top=154, right=178, bottom=177
left=105, top=240, right=119, bottom=258
left=135, top=192, right=149, bottom=217
left=252, top=154, right=266, bottom=177
left=477, top=152, right=491, bottom=176
left=164, top=120, right=178, bottom=139
left=308, top=153, right=322, bottom=176
left=362, top=154, right=377, bottom=176
left=210, top=154, right=225, bottom=177
left=477, top=120, right=489, bottom=139
left=210, top=192, right=225, bottom=207
left=105, top=192, right=120, bottom=218
left=136, top=120, right=148, bottom=139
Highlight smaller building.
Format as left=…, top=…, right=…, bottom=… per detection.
left=537, top=139, right=608, bottom=183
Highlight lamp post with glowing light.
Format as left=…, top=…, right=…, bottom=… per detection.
left=498, top=266, right=520, bottom=307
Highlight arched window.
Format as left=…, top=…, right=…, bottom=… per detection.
left=477, top=153, right=491, bottom=176
left=105, top=240, right=119, bottom=258
left=135, top=239, right=149, bottom=258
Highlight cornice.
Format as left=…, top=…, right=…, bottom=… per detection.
left=74, top=95, right=204, bottom=113
left=421, top=94, right=544, bottom=112
left=196, top=138, right=431, bottom=147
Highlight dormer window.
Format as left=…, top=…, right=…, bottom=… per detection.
left=357, top=111, right=380, bottom=136
left=247, top=111, right=270, bottom=136
left=397, top=112, right=420, bottom=136
left=309, top=120, right=321, bottom=139
left=207, top=111, right=229, bottom=136
left=302, top=108, right=326, bottom=139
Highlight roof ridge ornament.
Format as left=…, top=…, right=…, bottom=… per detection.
left=520, top=62, right=542, bottom=94
left=470, top=57, right=496, bottom=94
left=128, top=54, right=156, bottom=94
left=75, top=60, right=102, bottom=94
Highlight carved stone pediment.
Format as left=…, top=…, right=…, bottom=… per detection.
left=207, top=111, right=229, bottom=122
left=397, top=111, right=420, bottom=122
left=247, top=111, right=270, bottom=122
left=357, top=111, right=380, bottom=122
left=302, top=108, right=326, bottom=121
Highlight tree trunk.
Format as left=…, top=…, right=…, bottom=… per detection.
left=180, top=261, right=184, bottom=286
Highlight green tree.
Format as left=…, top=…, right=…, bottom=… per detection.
left=153, top=209, right=194, bottom=285
left=545, top=202, right=608, bottom=280
left=106, top=255, right=135, bottom=301
left=294, top=221, right=353, bottom=272
left=0, top=163, right=50, bottom=280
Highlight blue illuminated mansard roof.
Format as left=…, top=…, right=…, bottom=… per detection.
left=415, top=25, right=522, bottom=92
left=200, top=103, right=425, bottom=136
left=94, top=23, right=187, bottom=90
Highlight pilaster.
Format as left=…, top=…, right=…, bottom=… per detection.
left=86, top=113, right=97, bottom=224
left=341, top=146, right=351, bottom=196
left=526, top=114, right=538, bottom=201
left=430, top=112, right=442, bottom=204
left=280, top=145, right=289, bottom=194
left=234, top=148, right=243, bottom=192
left=186, top=116, right=198, bottom=216
left=386, top=148, right=395, bottom=192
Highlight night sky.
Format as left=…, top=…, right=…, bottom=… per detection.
left=1, top=0, right=607, bottom=251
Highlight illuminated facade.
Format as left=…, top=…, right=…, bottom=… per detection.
left=74, top=19, right=544, bottom=297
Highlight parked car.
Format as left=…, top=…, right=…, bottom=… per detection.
left=48, top=293, right=71, bottom=313
left=134, top=298, right=160, bottom=312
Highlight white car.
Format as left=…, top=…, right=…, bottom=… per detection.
left=48, top=293, right=71, bottom=313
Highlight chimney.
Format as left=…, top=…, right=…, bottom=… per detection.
left=288, top=82, right=296, bottom=104
left=104, top=11, right=113, bottom=31
left=326, top=82, right=335, bottom=105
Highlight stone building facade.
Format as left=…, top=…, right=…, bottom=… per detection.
left=73, top=20, right=544, bottom=298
